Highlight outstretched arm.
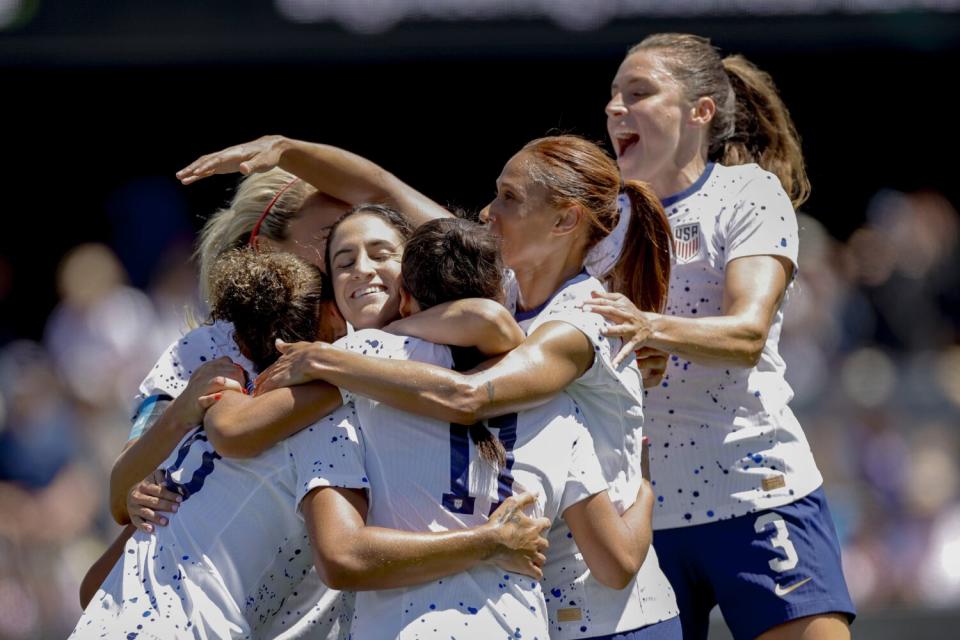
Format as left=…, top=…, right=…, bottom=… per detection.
left=255, top=321, right=594, bottom=424
left=304, top=488, right=550, bottom=591
left=177, top=135, right=453, bottom=227
left=203, top=383, right=343, bottom=458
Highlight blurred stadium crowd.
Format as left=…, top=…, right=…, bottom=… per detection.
left=0, top=183, right=958, bottom=638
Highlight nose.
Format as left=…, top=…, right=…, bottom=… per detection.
left=606, top=93, right=626, bottom=118
left=479, top=204, right=492, bottom=224
left=352, top=251, right=376, bottom=278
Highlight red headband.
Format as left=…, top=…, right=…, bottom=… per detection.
left=248, top=178, right=302, bottom=248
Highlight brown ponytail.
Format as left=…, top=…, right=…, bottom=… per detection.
left=610, top=181, right=673, bottom=313
left=720, top=55, right=810, bottom=208
left=630, top=34, right=810, bottom=208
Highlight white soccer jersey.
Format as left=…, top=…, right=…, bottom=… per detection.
left=71, top=403, right=365, bottom=640
left=588, top=162, right=823, bottom=529
left=79, top=322, right=355, bottom=639
left=336, top=329, right=609, bottom=640
left=511, top=271, right=678, bottom=638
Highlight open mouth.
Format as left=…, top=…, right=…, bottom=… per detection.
left=614, top=133, right=639, bottom=158
left=351, top=285, right=387, bottom=299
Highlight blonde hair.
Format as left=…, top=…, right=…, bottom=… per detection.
left=194, top=168, right=315, bottom=303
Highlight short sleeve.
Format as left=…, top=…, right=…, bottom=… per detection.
left=289, top=402, right=369, bottom=514
left=128, top=395, right=173, bottom=441
left=723, top=168, right=799, bottom=270
left=525, top=281, right=622, bottom=386
left=558, top=424, right=609, bottom=516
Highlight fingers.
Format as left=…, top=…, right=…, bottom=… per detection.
left=131, top=506, right=167, bottom=528
left=197, top=393, right=223, bottom=410
left=238, top=148, right=282, bottom=176
left=130, top=514, right=154, bottom=534
left=583, top=303, right=634, bottom=324
left=611, top=339, right=640, bottom=369
left=533, top=517, right=551, bottom=534
left=512, top=491, right=537, bottom=511
left=138, top=479, right=182, bottom=506
left=589, top=290, right=625, bottom=303
left=634, top=347, right=667, bottom=359
left=534, top=552, right=546, bottom=567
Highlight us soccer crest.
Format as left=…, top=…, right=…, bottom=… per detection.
left=674, top=222, right=702, bottom=264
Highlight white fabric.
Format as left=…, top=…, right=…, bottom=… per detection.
left=71, top=323, right=359, bottom=639
left=588, top=162, right=823, bottom=529
left=334, top=329, right=608, bottom=640
left=512, top=273, right=679, bottom=638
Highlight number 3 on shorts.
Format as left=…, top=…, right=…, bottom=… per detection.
left=754, top=514, right=799, bottom=572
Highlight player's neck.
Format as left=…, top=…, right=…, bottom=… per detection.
left=514, top=251, right=585, bottom=312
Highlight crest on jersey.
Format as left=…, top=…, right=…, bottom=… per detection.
left=674, top=222, right=702, bottom=264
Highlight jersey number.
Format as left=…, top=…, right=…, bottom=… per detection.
left=164, top=429, right=222, bottom=501
left=754, top=514, right=799, bottom=572
left=442, top=414, right=517, bottom=516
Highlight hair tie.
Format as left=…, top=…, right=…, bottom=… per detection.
left=248, top=178, right=301, bottom=248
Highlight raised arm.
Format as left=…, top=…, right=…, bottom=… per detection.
left=203, top=382, right=343, bottom=458
left=562, top=480, right=654, bottom=590
left=176, top=135, right=453, bottom=227
left=304, top=488, right=550, bottom=590
left=585, top=255, right=793, bottom=368
left=255, top=320, right=594, bottom=424
left=383, top=298, right=525, bottom=357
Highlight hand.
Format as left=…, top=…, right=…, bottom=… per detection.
left=254, top=340, right=323, bottom=395
left=486, top=492, right=551, bottom=580
left=176, top=135, right=288, bottom=185
left=634, top=346, right=668, bottom=388
left=175, top=356, right=247, bottom=425
left=581, top=291, right=656, bottom=368
left=127, top=469, right=182, bottom=533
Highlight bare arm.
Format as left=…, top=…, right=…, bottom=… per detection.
left=304, top=488, right=550, bottom=591
left=383, top=298, right=525, bottom=356
left=562, top=480, right=654, bottom=590
left=203, top=383, right=343, bottom=458
left=79, top=525, right=135, bottom=609
left=255, top=321, right=594, bottom=424
left=109, top=357, right=244, bottom=524
left=177, top=135, right=452, bottom=227
left=585, top=255, right=793, bottom=368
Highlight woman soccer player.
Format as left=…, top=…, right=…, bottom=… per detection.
left=583, top=34, right=855, bottom=639
left=184, top=135, right=683, bottom=639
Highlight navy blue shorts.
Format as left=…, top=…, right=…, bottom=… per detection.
left=653, top=488, right=855, bottom=639
left=587, top=616, right=682, bottom=640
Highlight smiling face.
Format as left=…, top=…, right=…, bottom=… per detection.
left=327, top=212, right=405, bottom=329
left=606, top=49, right=697, bottom=185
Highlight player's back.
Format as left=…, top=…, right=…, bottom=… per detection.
left=73, top=404, right=361, bottom=640
left=339, top=329, right=605, bottom=640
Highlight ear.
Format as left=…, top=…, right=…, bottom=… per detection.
left=689, top=96, right=717, bottom=128
left=398, top=285, right=420, bottom=318
left=552, top=204, right=583, bottom=238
